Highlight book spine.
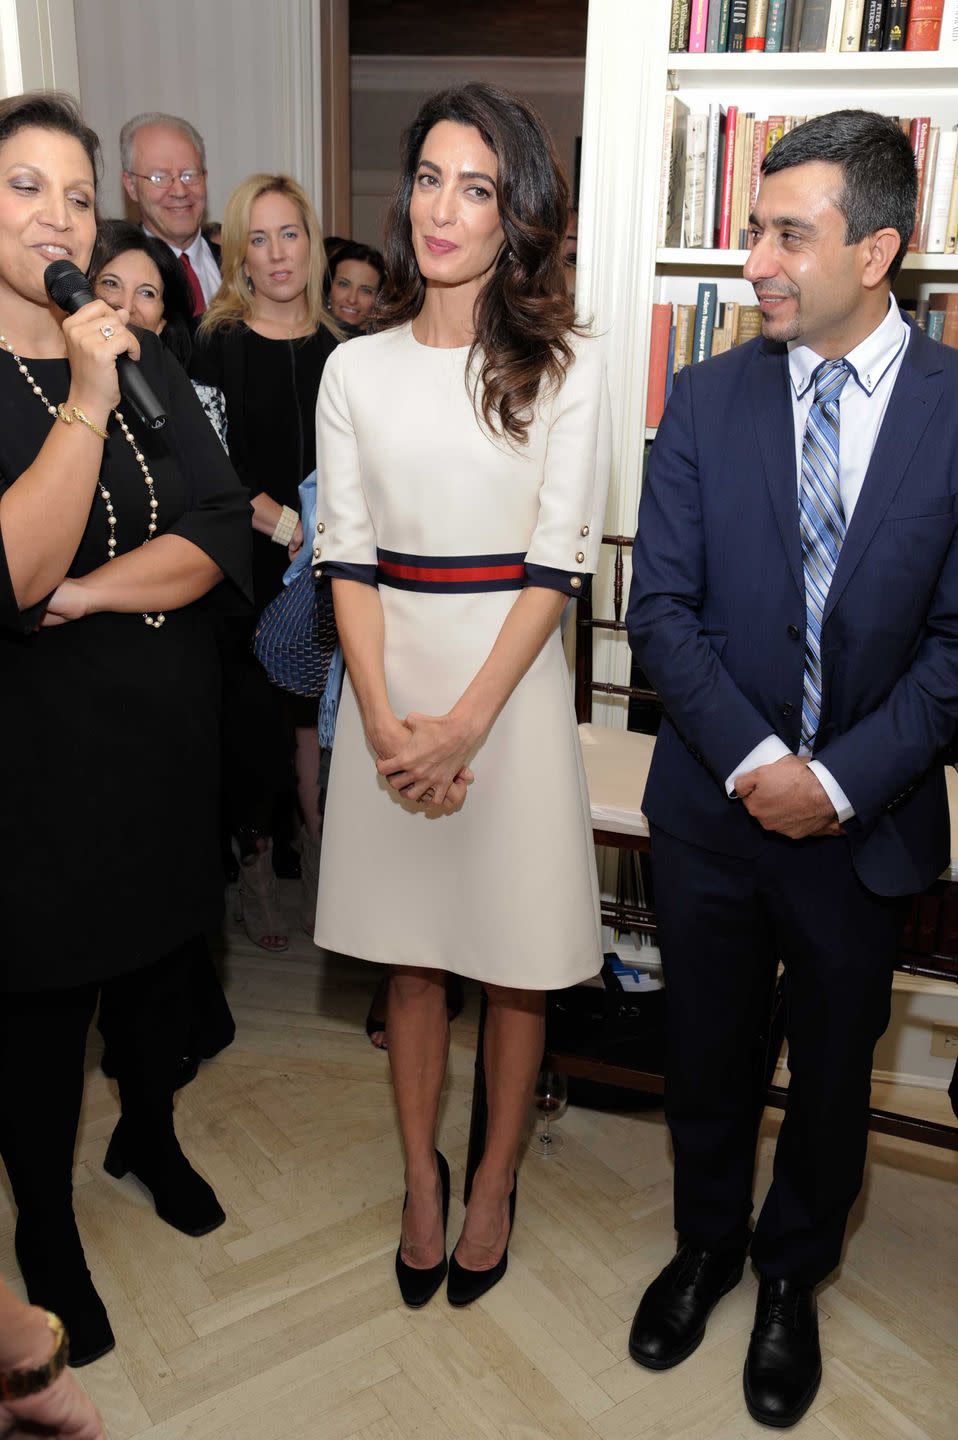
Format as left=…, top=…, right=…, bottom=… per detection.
left=735, top=113, right=754, bottom=248
left=800, top=0, right=831, bottom=46
left=927, top=309, right=945, bottom=341
left=692, top=284, right=719, bottom=364
left=690, top=0, right=711, bottom=50
left=746, top=0, right=770, bottom=47
left=944, top=141, right=958, bottom=252
left=646, top=304, right=673, bottom=428
left=766, top=0, right=790, bottom=45
left=657, top=96, right=676, bottom=247
left=905, top=0, right=944, bottom=47
left=748, top=119, right=769, bottom=222
left=785, top=0, right=808, bottom=45
left=917, top=126, right=940, bottom=251
left=670, top=0, right=692, bottom=49
left=683, top=114, right=709, bottom=247
left=840, top=0, right=867, bottom=45
left=941, top=0, right=958, bottom=48
left=725, top=302, right=740, bottom=344
left=766, top=115, right=786, bottom=153
left=909, top=116, right=931, bottom=249
left=943, top=308, right=958, bottom=348
left=706, top=0, right=725, bottom=46
left=729, top=0, right=750, bottom=47
left=665, top=324, right=677, bottom=401
left=884, top=0, right=911, bottom=45
left=704, top=104, right=724, bottom=248
left=667, top=102, right=690, bottom=246
left=675, top=305, right=695, bottom=374
left=862, top=0, right=887, bottom=45
left=717, top=0, right=734, bottom=46
left=718, top=106, right=739, bottom=247
left=926, top=128, right=957, bottom=252
left=826, top=0, right=848, bottom=46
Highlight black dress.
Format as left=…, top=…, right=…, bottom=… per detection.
left=0, top=332, right=252, bottom=993
left=190, top=323, right=338, bottom=610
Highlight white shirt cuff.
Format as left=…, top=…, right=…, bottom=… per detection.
left=807, top=761, right=855, bottom=823
left=726, top=735, right=791, bottom=798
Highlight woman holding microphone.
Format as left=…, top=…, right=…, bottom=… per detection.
left=0, top=93, right=251, bottom=1365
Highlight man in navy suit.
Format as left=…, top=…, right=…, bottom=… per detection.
left=627, top=111, right=957, bottom=1428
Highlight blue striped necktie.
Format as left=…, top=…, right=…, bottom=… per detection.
left=800, top=358, right=850, bottom=752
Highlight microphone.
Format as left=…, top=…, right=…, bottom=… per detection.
left=44, top=259, right=167, bottom=430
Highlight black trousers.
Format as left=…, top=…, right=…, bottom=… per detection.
left=0, top=945, right=192, bottom=1226
left=650, top=825, right=904, bottom=1287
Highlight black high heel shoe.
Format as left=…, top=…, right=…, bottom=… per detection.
left=103, top=1117, right=225, bottom=1237
left=395, top=1150, right=450, bottom=1307
left=446, top=1173, right=517, bottom=1307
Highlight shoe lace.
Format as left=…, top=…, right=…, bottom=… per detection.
left=759, top=1287, right=802, bottom=1330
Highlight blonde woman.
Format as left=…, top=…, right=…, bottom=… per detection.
left=191, top=175, right=340, bottom=946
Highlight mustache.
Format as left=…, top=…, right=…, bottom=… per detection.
left=753, top=287, right=798, bottom=300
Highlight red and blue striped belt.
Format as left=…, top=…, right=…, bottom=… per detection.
left=376, top=548, right=526, bottom=593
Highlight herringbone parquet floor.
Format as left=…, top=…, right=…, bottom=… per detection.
left=1, top=882, right=955, bottom=1440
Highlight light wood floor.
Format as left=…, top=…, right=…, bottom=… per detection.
left=1, top=882, right=956, bottom=1440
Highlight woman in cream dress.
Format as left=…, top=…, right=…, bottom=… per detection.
left=314, top=83, right=610, bottom=1307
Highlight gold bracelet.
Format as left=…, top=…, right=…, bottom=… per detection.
left=69, top=405, right=109, bottom=440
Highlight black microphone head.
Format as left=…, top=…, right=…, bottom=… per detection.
left=45, top=259, right=95, bottom=314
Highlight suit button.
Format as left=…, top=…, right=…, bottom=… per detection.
left=575, top=551, right=585, bottom=563
left=787, top=624, right=800, bottom=640
left=570, top=576, right=582, bottom=590
left=781, top=701, right=794, bottom=717
left=316, top=522, right=326, bottom=533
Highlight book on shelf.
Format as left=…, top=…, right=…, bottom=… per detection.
left=906, top=0, right=944, bottom=48
left=945, top=145, right=958, bottom=250
left=646, top=304, right=673, bottom=428
left=927, top=308, right=946, bottom=339
left=746, top=0, right=771, bottom=48
left=862, top=0, right=887, bottom=46
left=909, top=116, right=931, bottom=249
left=692, top=282, right=719, bottom=362
left=729, top=0, right=750, bottom=48
left=841, top=0, right=868, bottom=47
left=942, top=0, right=958, bottom=49
left=683, top=113, right=709, bottom=246
left=918, top=126, right=940, bottom=250
left=670, top=0, right=693, bottom=51
left=927, top=290, right=958, bottom=344
left=800, top=0, right=832, bottom=47
left=690, top=0, right=711, bottom=51
left=706, top=0, right=726, bottom=49
left=717, top=105, right=739, bottom=247
left=765, top=0, right=790, bottom=48
left=658, top=94, right=690, bottom=247
left=884, top=0, right=911, bottom=46
left=703, top=103, right=726, bottom=248
left=648, top=296, right=765, bottom=421
left=925, top=127, right=958, bottom=251
left=784, top=0, right=808, bottom=46
left=827, top=0, right=849, bottom=47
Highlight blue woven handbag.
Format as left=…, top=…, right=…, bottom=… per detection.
left=253, top=567, right=337, bottom=698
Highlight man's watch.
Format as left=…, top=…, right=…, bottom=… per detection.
left=0, top=1311, right=69, bottom=1400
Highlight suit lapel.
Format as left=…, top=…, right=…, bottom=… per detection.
left=822, top=320, right=944, bottom=627
left=749, top=341, right=804, bottom=598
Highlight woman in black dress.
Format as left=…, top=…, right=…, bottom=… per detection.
left=191, top=174, right=339, bottom=943
left=0, top=94, right=251, bottom=1366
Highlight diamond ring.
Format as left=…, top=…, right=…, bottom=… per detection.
left=100, top=323, right=115, bottom=340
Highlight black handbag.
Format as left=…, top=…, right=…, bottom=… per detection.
left=253, top=568, right=338, bottom=698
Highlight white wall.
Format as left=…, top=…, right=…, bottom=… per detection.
left=73, top=0, right=321, bottom=225
left=350, top=55, right=585, bottom=250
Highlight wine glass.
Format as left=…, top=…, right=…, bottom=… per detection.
left=532, top=1067, right=568, bottom=1156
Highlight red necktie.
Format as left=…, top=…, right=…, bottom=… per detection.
left=179, top=252, right=205, bottom=317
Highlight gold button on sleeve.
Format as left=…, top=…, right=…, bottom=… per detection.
left=570, top=576, right=582, bottom=590
left=575, top=551, right=585, bottom=563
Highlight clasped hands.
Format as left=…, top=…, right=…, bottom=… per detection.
left=734, top=754, right=843, bottom=840
left=372, top=709, right=477, bottom=815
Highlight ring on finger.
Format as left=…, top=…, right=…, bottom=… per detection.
left=100, top=323, right=116, bottom=340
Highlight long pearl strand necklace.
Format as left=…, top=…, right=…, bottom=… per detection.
left=0, top=335, right=165, bottom=628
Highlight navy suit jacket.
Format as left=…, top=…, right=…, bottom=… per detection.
left=627, top=316, right=958, bottom=898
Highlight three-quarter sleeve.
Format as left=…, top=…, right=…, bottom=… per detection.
left=159, top=342, right=254, bottom=603
left=314, top=344, right=378, bottom=586
left=0, top=470, right=49, bottom=634
left=524, top=334, right=611, bottom=597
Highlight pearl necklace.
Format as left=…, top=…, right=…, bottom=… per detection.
left=0, top=335, right=164, bottom=628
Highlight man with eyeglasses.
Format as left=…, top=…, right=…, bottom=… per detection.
left=120, top=112, right=220, bottom=317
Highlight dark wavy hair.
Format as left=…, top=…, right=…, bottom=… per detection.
left=91, top=219, right=193, bottom=367
left=377, top=83, right=577, bottom=445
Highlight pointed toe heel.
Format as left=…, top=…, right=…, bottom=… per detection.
left=396, top=1150, right=450, bottom=1308
left=446, top=1173, right=517, bottom=1308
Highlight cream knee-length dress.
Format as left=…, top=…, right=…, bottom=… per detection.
left=313, top=321, right=611, bottom=989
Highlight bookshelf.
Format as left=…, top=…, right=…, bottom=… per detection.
left=575, top=1, right=958, bottom=724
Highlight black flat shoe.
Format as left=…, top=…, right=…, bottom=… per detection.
left=104, top=1118, right=226, bottom=1237
left=396, top=1151, right=451, bottom=1307
left=629, top=1241, right=746, bottom=1370
left=15, top=1216, right=115, bottom=1368
left=447, top=1173, right=517, bottom=1308
left=744, top=1277, right=822, bottom=1428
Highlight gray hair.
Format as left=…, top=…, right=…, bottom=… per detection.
left=120, top=111, right=206, bottom=174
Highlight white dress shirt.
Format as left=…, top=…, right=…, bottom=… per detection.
left=145, top=226, right=221, bottom=305
left=726, top=295, right=911, bottom=822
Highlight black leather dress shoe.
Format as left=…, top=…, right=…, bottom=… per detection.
left=744, top=1277, right=822, bottom=1428
left=396, top=1151, right=451, bottom=1308
left=629, top=1241, right=746, bottom=1369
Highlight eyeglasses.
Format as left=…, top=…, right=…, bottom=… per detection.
left=128, top=169, right=206, bottom=190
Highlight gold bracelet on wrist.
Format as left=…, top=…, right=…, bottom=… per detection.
left=0, top=1311, right=69, bottom=1400
left=69, top=406, right=109, bottom=440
